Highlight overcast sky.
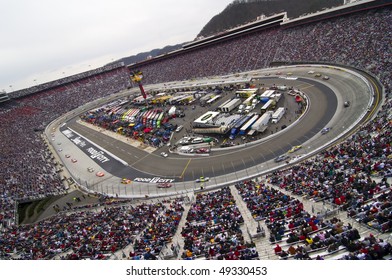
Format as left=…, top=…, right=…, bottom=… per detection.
left=0, top=0, right=233, bottom=92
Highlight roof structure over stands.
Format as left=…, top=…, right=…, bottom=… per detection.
left=281, top=0, right=391, bottom=28
left=0, top=92, right=10, bottom=104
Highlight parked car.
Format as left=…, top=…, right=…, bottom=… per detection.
left=191, top=137, right=204, bottom=144
left=175, top=125, right=183, bottom=132
left=160, top=152, right=168, bottom=158
left=196, top=148, right=209, bottom=154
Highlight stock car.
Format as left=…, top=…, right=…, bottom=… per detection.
left=157, top=182, right=172, bottom=188
left=288, top=145, right=302, bottom=153
left=321, top=127, right=331, bottom=134
left=195, top=176, right=210, bottom=183
left=275, top=154, right=290, bottom=163
left=121, top=178, right=131, bottom=184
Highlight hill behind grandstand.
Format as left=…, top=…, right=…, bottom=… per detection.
left=115, top=43, right=184, bottom=67
left=115, top=0, right=343, bottom=66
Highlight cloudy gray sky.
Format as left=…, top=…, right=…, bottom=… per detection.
left=0, top=0, right=233, bottom=92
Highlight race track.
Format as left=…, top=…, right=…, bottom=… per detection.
left=49, top=64, right=381, bottom=197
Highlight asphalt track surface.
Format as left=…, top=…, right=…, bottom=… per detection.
left=64, top=77, right=334, bottom=178
left=51, top=65, right=381, bottom=197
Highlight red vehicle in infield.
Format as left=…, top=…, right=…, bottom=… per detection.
left=96, top=171, right=105, bottom=177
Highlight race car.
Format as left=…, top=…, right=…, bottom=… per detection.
left=275, top=154, right=290, bottom=163
left=195, top=176, right=210, bottom=183
left=121, top=178, right=131, bottom=184
left=321, top=127, right=332, bottom=134
left=288, top=145, right=302, bottom=153
left=157, top=183, right=172, bottom=188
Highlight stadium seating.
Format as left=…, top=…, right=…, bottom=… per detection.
left=0, top=5, right=391, bottom=259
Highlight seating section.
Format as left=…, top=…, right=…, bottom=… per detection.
left=181, top=187, right=258, bottom=260
left=0, top=5, right=391, bottom=260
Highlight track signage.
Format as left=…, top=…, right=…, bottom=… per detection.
left=133, top=177, right=175, bottom=183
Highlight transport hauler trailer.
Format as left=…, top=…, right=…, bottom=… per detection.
left=236, top=88, right=258, bottom=98
left=239, top=114, right=259, bottom=135
left=260, top=99, right=276, bottom=114
left=229, top=114, right=252, bottom=139
left=251, top=111, right=272, bottom=132
left=243, top=94, right=257, bottom=106
left=271, top=107, right=285, bottom=124
left=220, top=98, right=242, bottom=113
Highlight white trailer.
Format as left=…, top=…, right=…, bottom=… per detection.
left=220, top=98, right=241, bottom=113
left=260, top=90, right=275, bottom=99
left=251, top=111, right=271, bottom=132
left=243, top=94, right=256, bottom=106
left=271, top=107, right=285, bottom=124
left=271, top=93, right=282, bottom=102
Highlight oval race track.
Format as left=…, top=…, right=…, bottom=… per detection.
left=49, top=64, right=382, bottom=198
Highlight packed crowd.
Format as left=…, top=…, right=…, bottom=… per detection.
left=0, top=199, right=185, bottom=260
left=0, top=5, right=391, bottom=260
left=0, top=67, right=130, bottom=230
left=235, top=180, right=305, bottom=222
left=266, top=95, right=392, bottom=233
left=137, top=27, right=282, bottom=85
left=0, top=202, right=159, bottom=259
left=181, top=187, right=258, bottom=260
left=235, top=179, right=392, bottom=259
left=8, top=62, right=126, bottom=99
left=132, top=7, right=391, bottom=97
left=338, top=233, right=392, bottom=260
left=129, top=198, right=184, bottom=260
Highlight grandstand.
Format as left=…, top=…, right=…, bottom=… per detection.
left=0, top=0, right=390, bottom=260
left=0, top=91, right=10, bottom=104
